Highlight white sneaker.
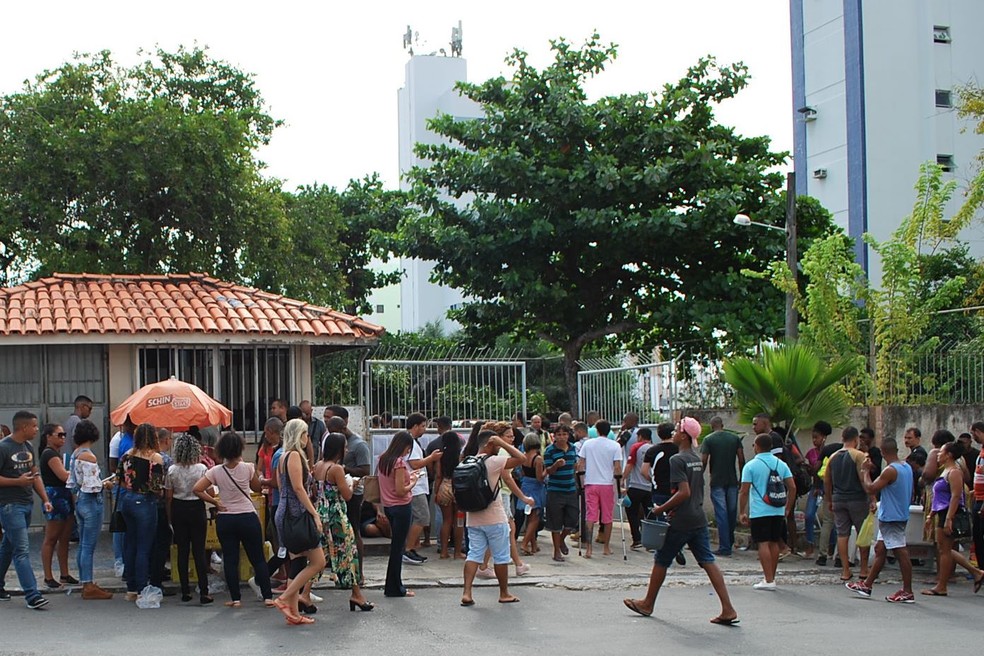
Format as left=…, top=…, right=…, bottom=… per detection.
left=247, top=577, right=262, bottom=601
left=515, top=563, right=531, bottom=577
left=476, top=567, right=495, bottom=579
left=211, top=552, right=223, bottom=565
left=309, top=592, right=323, bottom=603
left=753, top=579, right=777, bottom=591
left=114, top=559, right=125, bottom=578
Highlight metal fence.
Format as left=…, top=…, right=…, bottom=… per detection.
left=576, top=357, right=676, bottom=423
left=364, top=358, right=527, bottom=423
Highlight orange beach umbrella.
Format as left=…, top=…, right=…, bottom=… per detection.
left=111, top=376, right=232, bottom=431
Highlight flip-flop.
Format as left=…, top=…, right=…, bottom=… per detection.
left=273, top=597, right=301, bottom=621
left=498, top=597, right=520, bottom=604
left=460, top=599, right=475, bottom=607
left=974, top=575, right=983, bottom=594
left=710, top=616, right=740, bottom=626
left=552, top=555, right=566, bottom=562
left=920, top=589, right=947, bottom=596
left=840, top=575, right=853, bottom=581
left=286, top=614, right=315, bottom=625
left=623, top=599, right=652, bottom=617
left=560, top=544, right=569, bottom=556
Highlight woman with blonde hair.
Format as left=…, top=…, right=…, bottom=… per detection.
left=272, top=418, right=325, bottom=624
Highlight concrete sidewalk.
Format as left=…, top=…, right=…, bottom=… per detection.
left=7, top=523, right=929, bottom=598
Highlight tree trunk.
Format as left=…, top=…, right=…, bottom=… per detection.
left=563, top=343, right=584, bottom=419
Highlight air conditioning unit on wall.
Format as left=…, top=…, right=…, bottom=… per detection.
left=812, top=168, right=828, bottom=179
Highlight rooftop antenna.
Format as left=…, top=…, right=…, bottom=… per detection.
left=451, top=20, right=463, bottom=57
left=403, top=25, right=413, bottom=56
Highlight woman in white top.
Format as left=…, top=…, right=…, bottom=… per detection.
left=69, top=420, right=114, bottom=600
left=193, top=431, right=275, bottom=608
left=167, top=434, right=211, bottom=604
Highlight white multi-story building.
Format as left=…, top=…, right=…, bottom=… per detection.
left=791, top=0, right=984, bottom=284
left=364, top=54, right=480, bottom=333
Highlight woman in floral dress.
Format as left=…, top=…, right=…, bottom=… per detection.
left=312, top=432, right=374, bottom=611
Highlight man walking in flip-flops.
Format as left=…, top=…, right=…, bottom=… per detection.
left=623, top=417, right=739, bottom=626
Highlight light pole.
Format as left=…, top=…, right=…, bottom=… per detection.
left=734, top=172, right=798, bottom=339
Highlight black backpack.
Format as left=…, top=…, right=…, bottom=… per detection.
left=757, top=464, right=788, bottom=507
left=452, top=455, right=500, bottom=512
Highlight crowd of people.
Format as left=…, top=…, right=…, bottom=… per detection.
left=2, top=398, right=983, bottom=626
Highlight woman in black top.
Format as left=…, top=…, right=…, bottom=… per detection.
left=39, top=423, right=78, bottom=589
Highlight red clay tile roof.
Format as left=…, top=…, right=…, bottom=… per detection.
left=0, top=273, right=384, bottom=343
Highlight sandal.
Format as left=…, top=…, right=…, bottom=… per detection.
left=974, top=574, right=984, bottom=595
left=623, top=599, right=652, bottom=617
left=286, top=614, right=316, bottom=625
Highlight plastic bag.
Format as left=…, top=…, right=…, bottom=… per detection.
left=135, top=585, right=163, bottom=609
left=856, top=512, right=876, bottom=548
left=207, top=573, right=226, bottom=594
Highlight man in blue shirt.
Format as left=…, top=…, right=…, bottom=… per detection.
left=846, top=437, right=916, bottom=603
left=739, top=433, right=795, bottom=591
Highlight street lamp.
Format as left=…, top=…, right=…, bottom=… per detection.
left=734, top=172, right=798, bottom=339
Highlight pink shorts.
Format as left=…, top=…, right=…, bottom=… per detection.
left=584, top=484, right=614, bottom=524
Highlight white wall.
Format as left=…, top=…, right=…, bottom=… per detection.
left=388, top=55, right=481, bottom=334
left=800, top=1, right=849, bottom=232
left=795, top=0, right=984, bottom=287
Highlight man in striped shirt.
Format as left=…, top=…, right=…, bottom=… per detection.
left=543, top=424, right=579, bottom=562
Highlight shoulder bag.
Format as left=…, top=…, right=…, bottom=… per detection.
left=282, top=452, right=320, bottom=553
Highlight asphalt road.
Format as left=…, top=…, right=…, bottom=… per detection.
left=1, top=579, right=978, bottom=655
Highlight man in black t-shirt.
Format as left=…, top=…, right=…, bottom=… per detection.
left=642, top=423, right=678, bottom=505
left=0, top=411, right=53, bottom=608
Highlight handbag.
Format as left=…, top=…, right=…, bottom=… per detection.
left=362, top=475, right=380, bottom=504
left=109, top=485, right=126, bottom=533
left=282, top=452, right=320, bottom=553
left=951, top=505, right=972, bottom=543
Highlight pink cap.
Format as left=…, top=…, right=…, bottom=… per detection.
left=678, top=417, right=702, bottom=442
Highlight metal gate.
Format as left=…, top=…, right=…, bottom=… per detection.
left=364, top=359, right=526, bottom=424
left=576, top=358, right=676, bottom=424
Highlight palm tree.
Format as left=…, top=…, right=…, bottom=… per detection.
left=722, top=342, right=861, bottom=436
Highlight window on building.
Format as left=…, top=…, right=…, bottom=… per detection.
left=138, top=345, right=291, bottom=440
left=937, top=155, right=955, bottom=172
left=933, top=26, right=951, bottom=43
left=935, top=90, right=953, bottom=108
left=375, top=304, right=385, bottom=313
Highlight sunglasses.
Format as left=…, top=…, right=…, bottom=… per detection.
left=56, top=432, right=66, bottom=437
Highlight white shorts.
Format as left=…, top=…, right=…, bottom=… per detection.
left=875, top=521, right=907, bottom=550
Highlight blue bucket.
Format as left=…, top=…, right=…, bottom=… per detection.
left=641, top=517, right=669, bottom=551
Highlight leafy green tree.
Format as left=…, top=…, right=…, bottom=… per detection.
left=0, top=46, right=284, bottom=286
left=263, top=176, right=406, bottom=312
left=955, top=84, right=984, bottom=227
left=722, top=342, right=859, bottom=435
left=402, top=34, right=814, bottom=413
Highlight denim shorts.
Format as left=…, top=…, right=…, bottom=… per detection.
left=45, top=486, right=74, bottom=521
left=654, top=525, right=716, bottom=568
left=466, top=523, right=511, bottom=565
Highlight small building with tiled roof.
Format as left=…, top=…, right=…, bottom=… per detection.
left=0, top=272, right=383, bottom=451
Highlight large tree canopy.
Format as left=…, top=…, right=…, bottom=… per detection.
left=402, top=35, right=827, bottom=411
left=269, top=176, right=406, bottom=315
left=0, top=46, right=284, bottom=285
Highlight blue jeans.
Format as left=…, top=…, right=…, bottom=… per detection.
left=0, top=502, right=41, bottom=602
left=805, top=488, right=820, bottom=545
left=709, top=485, right=738, bottom=554
left=120, top=490, right=159, bottom=592
left=75, top=492, right=104, bottom=583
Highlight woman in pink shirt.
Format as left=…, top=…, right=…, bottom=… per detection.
left=193, top=432, right=275, bottom=609
left=377, top=431, right=420, bottom=598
